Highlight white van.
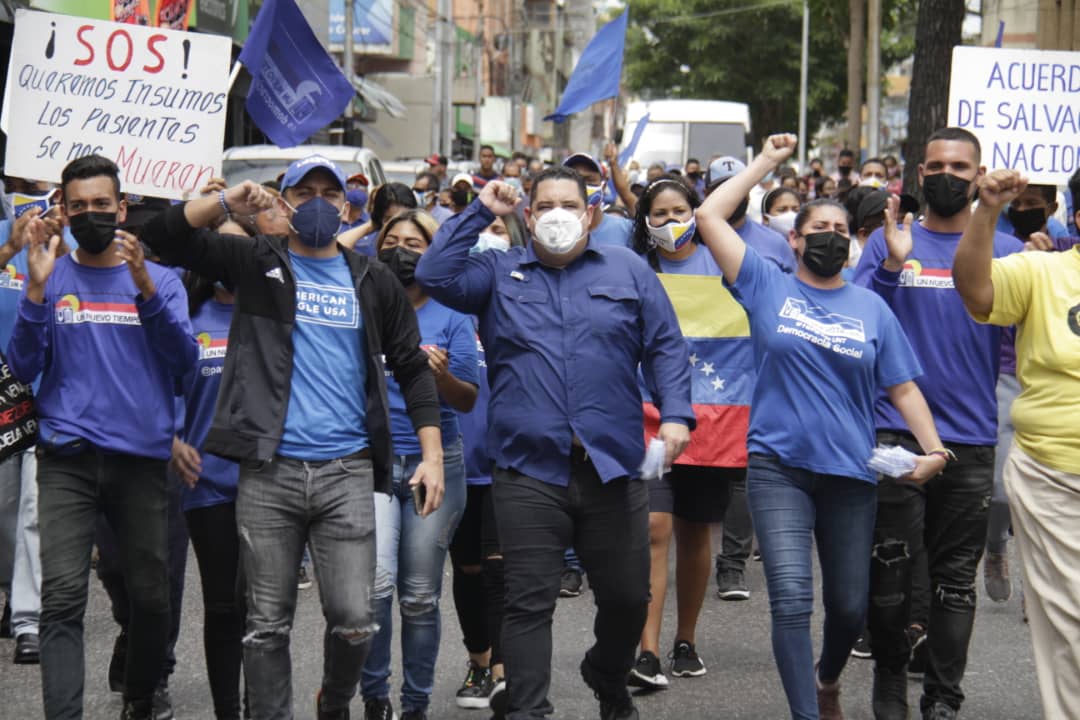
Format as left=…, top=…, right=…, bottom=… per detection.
left=221, top=145, right=386, bottom=188
left=620, top=100, right=753, bottom=169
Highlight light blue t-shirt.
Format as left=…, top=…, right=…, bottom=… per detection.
left=0, top=221, right=76, bottom=350
left=590, top=214, right=633, bottom=248
left=657, top=242, right=722, bottom=276
left=729, top=246, right=922, bottom=482
left=278, top=252, right=369, bottom=460
left=737, top=219, right=796, bottom=273
left=386, top=299, right=478, bottom=456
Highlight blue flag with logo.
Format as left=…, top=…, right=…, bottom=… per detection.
left=544, top=8, right=628, bottom=123
left=239, top=0, right=355, bottom=148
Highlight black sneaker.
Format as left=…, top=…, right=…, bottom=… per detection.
left=363, top=698, right=395, bottom=720
left=669, top=640, right=706, bottom=678
left=120, top=699, right=153, bottom=720
left=109, top=630, right=128, bottom=694
left=560, top=568, right=583, bottom=597
left=627, top=651, right=669, bottom=689
left=316, top=690, right=350, bottom=719
left=455, top=662, right=493, bottom=709
left=907, top=624, right=928, bottom=677
left=0, top=601, right=10, bottom=638
left=298, top=564, right=314, bottom=590
left=152, top=684, right=174, bottom=720
left=716, top=569, right=749, bottom=600
left=751, top=548, right=763, bottom=562
left=581, top=656, right=639, bottom=720
left=488, top=678, right=507, bottom=719
left=400, top=712, right=427, bottom=720
left=871, top=665, right=908, bottom=720
left=850, top=632, right=872, bottom=659
left=923, top=701, right=957, bottom=720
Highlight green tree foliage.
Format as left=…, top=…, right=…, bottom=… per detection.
left=624, top=0, right=915, bottom=145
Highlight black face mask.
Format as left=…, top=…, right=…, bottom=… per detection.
left=1007, top=206, right=1047, bottom=239
left=728, top=197, right=750, bottom=225
left=838, top=165, right=853, bottom=177
left=801, top=231, right=850, bottom=278
left=69, top=211, right=118, bottom=254
left=378, top=246, right=422, bottom=287
left=922, top=172, right=972, bottom=218
left=686, top=171, right=701, bottom=182
left=450, top=188, right=473, bottom=207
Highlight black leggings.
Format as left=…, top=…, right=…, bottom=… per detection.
left=185, top=502, right=246, bottom=720
left=449, top=483, right=504, bottom=666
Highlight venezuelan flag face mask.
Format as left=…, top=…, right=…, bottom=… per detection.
left=646, top=217, right=696, bottom=253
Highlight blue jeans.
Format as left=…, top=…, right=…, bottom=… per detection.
left=0, top=448, right=40, bottom=637
left=746, top=454, right=877, bottom=720
left=361, top=440, right=466, bottom=712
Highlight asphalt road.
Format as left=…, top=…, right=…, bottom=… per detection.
left=0, top=531, right=1040, bottom=719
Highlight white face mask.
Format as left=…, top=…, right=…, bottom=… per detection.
left=861, top=177, right=885, bottom=189
left=473, top=232, right=510, bottom=253
left=766, top=210, right=797, bottom=239
left=532, top=207, right=586, bottom=254
left=646, top=218, right=696, bottom=253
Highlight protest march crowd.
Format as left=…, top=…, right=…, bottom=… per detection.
left=0, top=94, right=1079, bottom=720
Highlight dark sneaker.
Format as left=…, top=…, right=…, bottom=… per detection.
left=13, top=632, right=40, bottom=664
left=316, top=690, right=350, bottom=720
left=923, top=701, right=957, bottom=720
left=298, top=564, right=314, bottom=590
left=400, top=713, right=427, bottom=720
left=751, top=548, right=763, bottom=562
left=850, top=632, right=872, bottom=659
left=0, top=601, right=10, bottom=638
left=455, top=661, right=493, bottom=709
left=581, top=656, right=639, bottom=720
left=907, top=625, right=928, bottom=677
left=716, top=569, right=749, bottom=600
left=816, top=680, right=844, bottom=720
left=488, top=678, right=507, bottom=719
left=152, top=685, right=174, bottom=720
left=120, top=699, right=153, bottom=720
left=984, top=551, right=1011, bottom=602
left=669, top=640, right=706, bottom=678
left=560, top=568, right=583, bottom=597
left=627, top=651, right=669, bottom=689
left=109, top=630, right=128, bottom=693
left=363, top=698, right=395, bottom=720
left=872, top=665, right=908, bottom=720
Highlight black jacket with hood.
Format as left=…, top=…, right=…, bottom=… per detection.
left=144, top=204, right=440, bottom=494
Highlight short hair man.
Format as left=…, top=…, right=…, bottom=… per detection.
left=705, top=156, right=796, bottom=273
left=834, top=148, right=859, bottom=183
left=8, top=155, right=197, bottom=719
left=562, top=153, right=632, bottom=248
left=416, top=169, right=694, bottom=720
left=142, top=155, right=444, bottom=719
left=425, top=154, right=449, bottom=183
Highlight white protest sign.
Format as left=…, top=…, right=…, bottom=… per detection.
left=1, top=8, right=232, bottom=200
left=948, top=45, right=1080, bottom=185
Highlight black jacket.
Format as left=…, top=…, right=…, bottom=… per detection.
left=144, top=204, right=440, bottom=494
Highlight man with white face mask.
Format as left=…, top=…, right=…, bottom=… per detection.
left=416, top=167, right=694, bottom=720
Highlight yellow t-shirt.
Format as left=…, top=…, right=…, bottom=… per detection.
left=978, top=246, right=1080, bottom=473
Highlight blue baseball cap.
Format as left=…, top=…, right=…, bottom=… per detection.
left=280, top=155, right=347, bottom=192
left=706, top=156, right=747, bottom=186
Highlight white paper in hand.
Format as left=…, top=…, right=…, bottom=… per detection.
left=867, top=445, right=919, bottom=478
left=640, top=438, right=668, bottom=481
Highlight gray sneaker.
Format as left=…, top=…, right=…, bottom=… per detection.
left=984, top=552, right=1011, bottom=602
left=923, top=701, right=957, bottom=720
left=716, top=569, right=749, bottom=600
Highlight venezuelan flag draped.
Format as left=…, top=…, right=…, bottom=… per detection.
left=643, top=274, right=753, bottom=467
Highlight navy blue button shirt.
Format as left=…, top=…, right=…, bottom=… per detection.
left=416, top=200, right=695, bottom=486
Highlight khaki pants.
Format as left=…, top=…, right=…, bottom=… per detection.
left=1004, top=444, right=1080, bottom=720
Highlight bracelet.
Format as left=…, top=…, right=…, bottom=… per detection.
left=218, top=190, right=231, bottom=217
left=927, top=448, right=957, bottom=462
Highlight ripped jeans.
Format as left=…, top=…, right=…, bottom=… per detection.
left=237, top=452, right=377, bottom=720
left=867, top=432, right=993, bottom=713
left=361, top=441, right=466, bottom=713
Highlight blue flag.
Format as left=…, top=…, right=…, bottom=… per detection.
left=619, top=112, right=650, bottom=165
left=545, top=8, right=628, bottom=123
left=239, top=0, right=356, bottom=148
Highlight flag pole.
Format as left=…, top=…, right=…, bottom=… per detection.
left=227, top=61, right=242, bottom=94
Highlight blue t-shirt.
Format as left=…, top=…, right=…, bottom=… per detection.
left=853, top=221, right=1023, bottom=444
left=0, top=221, right=76, bottom=351
left=657, top=242, right=722, bottom=276
left=737, top=219, right=796, bottom=273
left=456, top=318, right=492, bottom=485
left=387, top=298, right=478, bottom=455
left=180, top=299, right=239, bottom=511
left=354, top=230, right=380, bottom=257
left=730, top=247, right=922, bottom=482
left=590, top=214, right=633, bottom=248
left=278, top=252, right=369, bottom=460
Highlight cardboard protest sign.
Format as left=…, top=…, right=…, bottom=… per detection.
left=948, top=46, right=1080, bottom=185
left=1, top=8, right=231, bottom=200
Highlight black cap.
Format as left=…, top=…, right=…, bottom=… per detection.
left=855, top=190, right=889, bottom=231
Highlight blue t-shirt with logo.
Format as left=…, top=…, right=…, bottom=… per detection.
left=180, top=299, right=239, bottom=511
left=0, top=221, right=76, bottom=351
left=591, top=214, right=634, bottom=248
left=278, top=252, right=369, bottom=460
left=457, top=318, right=491, bottom=485
left=737, top=219, right=796, bottom=273
left=387, top=299, right=478, bottom=456
left=729, top=246, right=922, bottom=482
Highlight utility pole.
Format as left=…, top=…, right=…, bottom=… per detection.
left=846, top=0, right=866, bottom=152
left=344, top=0, right=355, bottom=146
left=473, top=0, right=484, bottom=161
left=438, top=0, right=454, bottom=156
left=431, top=0, right=443, bottom=154
left=798, top=0, right=808, bottom=169
left=866, top=0, right=882, bottom=157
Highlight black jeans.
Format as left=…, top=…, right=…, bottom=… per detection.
left=715, top=469, right=753, bottom=573
left=492, top=455, right=649, bottom=720
left=37, top=450, right=170, bottom=717
left=867, top=431, right=993, bottom=712
left=96, top=472, right=189, bottom=683
left=186, top=502, right=246, bottom=720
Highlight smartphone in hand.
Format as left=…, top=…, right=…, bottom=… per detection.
left=412, top=482, right=427, bottom=515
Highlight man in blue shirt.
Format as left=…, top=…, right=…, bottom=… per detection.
left=563, top=153, right=634, bottom=248
left=142, top=155, right=443, bottom=720
left=7, top=155, right=197, bottom=720
left=416, top=169, right=694, bottom=720
left=853, top=127, right=1024, bottom=720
